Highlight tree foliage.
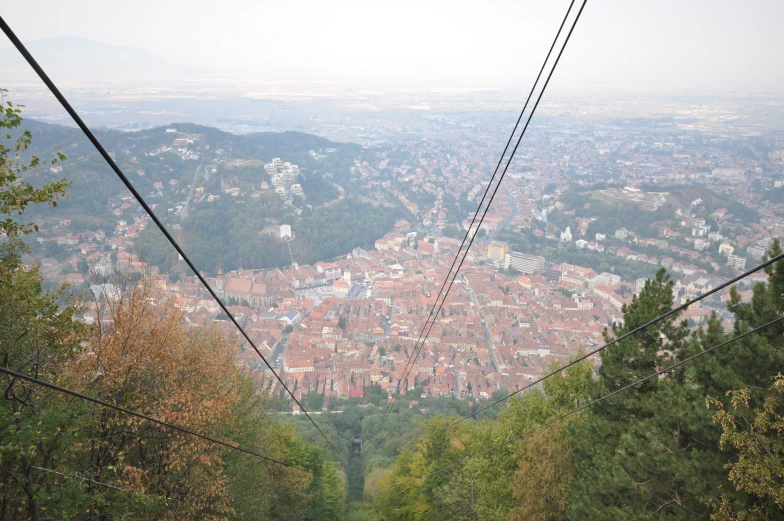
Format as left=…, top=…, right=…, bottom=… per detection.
left=367, top=247, right=784, bottom=520
left=0, top=90, right=70, bottom=236
left=0, top=104, right=346, bottom=519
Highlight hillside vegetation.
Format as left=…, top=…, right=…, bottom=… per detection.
left=1, top=100, right=345, bottom=520
left=353, top=261, right=784, bottom=520
left=15, top=119, right=400, bottom=274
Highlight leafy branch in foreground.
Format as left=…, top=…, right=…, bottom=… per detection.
left=0, top=89, right=70, bottom=236
left=709, top=374, right=784, bottom=520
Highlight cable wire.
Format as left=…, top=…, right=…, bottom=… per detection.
left=374, top=0, right=578, bottom=436
left=373, top=0, right=587, bottom=439
left=31, top=466, right=129, bottom=492
left=0, top=365, right=310, bottom=473
left=375, top=0, right=577, bottom=433
left=0, top=15, right=336, bottom=452
left=435, top=249, right=784, bottom=435
left=374, top=0, right=577, bottom=435
left=427, top=314, right=784, bottom=477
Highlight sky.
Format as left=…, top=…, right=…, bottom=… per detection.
left=2, top=0, right=784, bottom=93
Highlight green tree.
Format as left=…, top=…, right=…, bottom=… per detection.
left=0, top=239, right=89, bottom=520
left=566, top=269, right=718, bottom=518
left=0, top=91, right=70, bottom=236
left=709, top=374, right=784, bottom=520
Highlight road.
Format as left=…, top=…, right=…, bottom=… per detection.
left=463, top=277, right=501, bottom=372
left=485, top=181, right=518, bottom=243
left=179, top=164, right=202, bottom=220
left=270, top=329, right=291, bottom=371
left=472, top=138, right=519, bottom=245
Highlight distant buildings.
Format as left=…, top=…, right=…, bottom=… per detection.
left=712, top=168, right=746, bottom=184
left=747, top=245, right=766, bottom=260
left=719, top=243, right=734, bottom=256
left=635, top=278, right=648, bottom=294
left=727, top=254, right=747, bottom=270
left=266, top=158, right=302, bottom=198
left=487, top=241, right=507, bottom=262
left=504, top=252, right=546, bottom=274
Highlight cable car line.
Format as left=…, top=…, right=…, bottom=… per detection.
left=0, top=14, right=336, bottom=452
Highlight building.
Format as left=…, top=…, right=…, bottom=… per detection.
left=675, top=273, right=726, bottom=296
left=488, top=241, right=507, bottom=262
left=214, top=275, right=274, bottom=308
left=504, top=252, right=546, bottom=275
left=635, top=278, right=648, bottom=294
left=283, top=359, right=314, bottom=373
left=560, top=227, right=573, bottom=243
left=727, top=254, right=747, bottom=270
left=692, top=225, right=711, bottom=237
left=712, top=168, right=746, bottom=184
left=694, top=239, right=710, bottom=251
left=615, top=227, right=629, bottom=240
left=590, top=272, right=621, bottom=288
left=747, top=245, right=766, bottom=260
left=332, top=278, right=350, bottom=296
left=291, top=183, right=304, bottom=196
left=280, top=224, right=292, bottom=240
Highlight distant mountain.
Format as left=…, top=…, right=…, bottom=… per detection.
left=0, top=36, right=201, bottom=80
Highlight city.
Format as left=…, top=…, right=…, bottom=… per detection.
left=24, top=100, right=784, bottom=408
left=4, top=1, right=784, bottom=517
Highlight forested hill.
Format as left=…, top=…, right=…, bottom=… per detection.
left=19, top=119, right=362, bottom=184
left=18, top=119, right=404, bottom=274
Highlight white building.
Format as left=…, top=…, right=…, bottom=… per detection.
left=280, top=224, right=292, bottom=239
left=727, top=254, right=747, bottom=270
left=635, top=278, right=649, bottom=294
left=504, top=252, right=546, bottom=274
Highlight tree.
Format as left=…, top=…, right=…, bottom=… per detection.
left=370, top=359, right=593, bottom=521
left=0, top=91, right=70, bottom=236
left=0, top=239, right=88, bottom=520
left=508, top=420, right=577, bottom=521
left=305, top=391, right=325, bottom=411
left=442, top=224, right=460, bottom=239
left=567, top=268, right=717, bottom=518
left=0, top=101, right=343, bottom=520
left=709, top=375, right=784, bottom=520
left=0, top=99, right=86, bottom=519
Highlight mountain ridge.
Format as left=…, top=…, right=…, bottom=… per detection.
left=0, top=35, right=206, bottom=79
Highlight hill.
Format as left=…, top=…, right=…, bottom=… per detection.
left=18, top=120, right=403, bottom=273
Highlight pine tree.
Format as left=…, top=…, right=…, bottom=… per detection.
left=567, top=268, right=717, bottom=518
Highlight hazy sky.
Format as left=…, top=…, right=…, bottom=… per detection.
left=2, top=0, right=783, bottom=92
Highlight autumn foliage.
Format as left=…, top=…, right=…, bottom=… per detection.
left=0, top=257, right=338, bottom=520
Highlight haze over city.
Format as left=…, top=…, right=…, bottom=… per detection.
left=2, top=0, right=784, bottom=92
left=3, top=1, right=784, bottom=519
